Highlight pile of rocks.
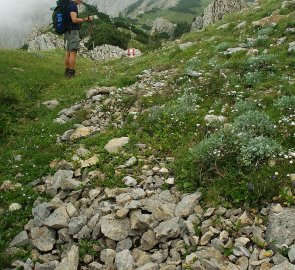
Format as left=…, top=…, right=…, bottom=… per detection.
left=8, top=143, right=295, bottom=269
left=91, top=45, right=126, bottom=61
left=51, top=68, right=177, bottom=142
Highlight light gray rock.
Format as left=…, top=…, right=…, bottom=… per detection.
left=35, top=261, right=59, bottom=270
left=105, top=137, right=130, bottom=153
left=141, top=230, right=159, bottom=251
left=268, top=261, right=295, bottom=270
left=266, top=207, right=295, bottom=251
left=88, top=262, right=104, bottom=270
left=49, top=170, right=74, bottom=190
left=9, top=231, right=29, bottom=247
left=175, top=192, right=202, bottom=217
left=31, top=227, right=56, bottom=252
left=132, top=188, right=146, bottom=200
left=288, top=244, right=295, bottom=263
left=56, top=245, right=79, bottom=270
left=115, top=249, right=135, bottom=270
left=8, top=203, right=22, bottom=211
left=100, top=214, right=131, bottom=241
left=151, top=18, right=176, bottom=38
left=224, top=47, right=247, bottom=55
left=100, top=249, right=116, bottom=266
left=191, top=16, right=203, bottom=31
left=42, top=100, right=59, bottom=110
left=137, top=262, right=159, bottom=270
left=130, top=210, right=156, bottom=231
left=68, top=215, right=87, bottom=235
left=28, top=33, right=64, bottom=51
left=123, top=176, right=138, bottom=187
left=116, top=238, right=133, bottom=252
left=179, top=42, right=194, bottom=51
left=44, top=206, right=69, bottom=229
left=154, top=217, right=181, bottom=241
left=288, top=41, right=295, bottom=53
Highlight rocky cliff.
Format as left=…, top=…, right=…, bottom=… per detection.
left=203, top=0, right=245, bottom=27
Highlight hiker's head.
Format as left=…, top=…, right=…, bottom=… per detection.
left=74, top=0, right=82, bottom=5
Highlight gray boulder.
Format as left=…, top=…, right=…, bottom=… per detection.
left=115, top=250, right=135, bottom=270
left=175, top=192, right=202, bottom=217
left=265, top=207, right=295, bottom=251
left=56, top=245, right=79, bottom=270
left=100, top=214, right=131, bottom=241
left=151, top=18, right=176, bottom=38
left=31, top=227, right=56, bottom=252
left=269, top=261, right=295, bottom=270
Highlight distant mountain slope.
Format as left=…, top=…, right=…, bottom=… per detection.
left=86, top=0, right=211, bottom=20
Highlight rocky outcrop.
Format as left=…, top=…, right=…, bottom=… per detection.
left=203, top=0, right=245, bottom=27
left=191, top=16, right=204, bottom=31
left=27, top=33, right=64, bottom=52
left=151, top=18, right=176, bottom=39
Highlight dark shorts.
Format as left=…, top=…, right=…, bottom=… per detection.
left=64, top=30, right=80, bottom=52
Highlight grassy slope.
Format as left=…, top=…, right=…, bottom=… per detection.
left=136, top=0, right=211, bottom=25
left=0, top=0, right=294, bottom=267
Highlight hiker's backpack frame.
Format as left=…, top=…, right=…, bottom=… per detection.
left=52, top=0, right=71, bottom=35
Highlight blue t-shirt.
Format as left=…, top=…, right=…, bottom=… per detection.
left=68, top=1, right=80, bottom=30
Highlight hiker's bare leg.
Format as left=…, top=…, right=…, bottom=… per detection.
left=68, top=50, right=77, bottom=70
left=65, top=51, right=70, bottom=68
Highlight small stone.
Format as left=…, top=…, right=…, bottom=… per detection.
left=70, top=127, right=92, bottom=140
left=9, top=203, right=22, bottom=211
left=220, top=231, right=229, bottom=242
left=200, top=231, right=214, bottom=245
left=100, top=249, right=116, bottom=266
left=272, top=203, right=283, bottom=213
left=159, top=168, right=169, bottom=175
left=9, top=231, right=29, bottom=247
left=55, top=245, right=79, bottom=270
left=123, top=176, right=137, bottom=187
left=165, top=178, right=175, bottom=185
left=115, top=208, right=129, bottom=219
left=238, top=211, right=253, bottom=225
left=105, top=137, right=129, bottom=154
left=288, top=244, right=295, bottom=263
left=80, top=155, right=99, bottom=168
left=115, top=249, right=135, bottom=270
left=204, top=208, right=215, bottom=217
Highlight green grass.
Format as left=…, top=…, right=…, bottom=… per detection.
left=0, top=0, right=295, bottom=267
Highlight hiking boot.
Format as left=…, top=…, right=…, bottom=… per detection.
left=64, top=68, right=70, bottom=76
left=65, top=69, right=75, bottom=79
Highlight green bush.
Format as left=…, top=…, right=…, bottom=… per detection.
left=233, top=110, right=275, bottom=136
left=275, top=96, right=295, bottom=112
left=215, top=42, right=230, bottom=52
left=234, top=100, right=257, bottom=114
left=85, top=23, right=131, bottom=49
left=239, top=136, right=282, bottom=166
left=245, top=54, right=277, bottom=71
left=174, top=21, right=192, bottom=39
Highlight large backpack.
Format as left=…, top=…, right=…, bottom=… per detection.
left=52, top=0, right=71, bottom=35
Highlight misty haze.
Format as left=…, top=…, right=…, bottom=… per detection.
left=0, top=0, right=53, bottom=48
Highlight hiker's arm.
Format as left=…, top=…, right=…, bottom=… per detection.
left=70, top=12, right=93, bottom=23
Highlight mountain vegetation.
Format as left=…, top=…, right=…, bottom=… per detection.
left=0, top=0, right=294, bottom=268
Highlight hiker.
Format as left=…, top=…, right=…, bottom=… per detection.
left=65, top=0, right=93, bottom=78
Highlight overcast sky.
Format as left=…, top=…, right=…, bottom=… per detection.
left=0, top=0, right=53, bottom=48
